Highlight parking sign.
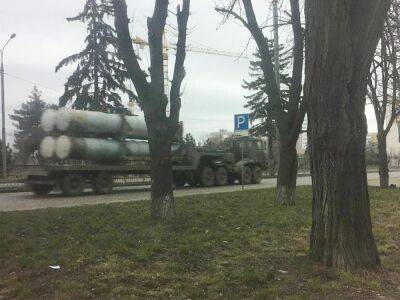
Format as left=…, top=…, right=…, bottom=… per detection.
left=234, top=114, right=249, bottom=132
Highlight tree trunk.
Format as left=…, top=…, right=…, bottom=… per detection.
left=147, top=120, right=176, bottom=222
left=267, top=134, right=277, bottom=176
left=92, top=0, right=101, bottom=111
left=308, top=120, right=380, bottom=270
left=377, top=132, right=389, bottom=188
left=112, top=0, right=190, bottom=223
left=275, top=138, right=297, bottom=205
left=305, top=0, right=389, bottom=270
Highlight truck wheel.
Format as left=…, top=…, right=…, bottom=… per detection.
left=239, top=166, right=252, bottom=185
left=200, top=166, right=215, bottom=187
left=173, top=173, right=186, bottom=188
left=92, top=172, right=114, bottom=194
left=252, top=166, right=263, bottom=184
left=227, top=174, right=236, bottom=185
left=31, top=184, right=53, bottom=196
left=61, top=174, right=85, bottom=196
left=215, top=167, right=228, bottom=186
left=186, top=172, right=197, bottom=187
left=174, top=177, right=186, bottom=188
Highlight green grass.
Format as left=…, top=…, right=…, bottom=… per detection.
left=0, top=187, right=399, bottom=299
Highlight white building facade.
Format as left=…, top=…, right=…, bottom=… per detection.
left=296, top=115, right=308, bottom=155
left=386, top=117, right=400, bottom=166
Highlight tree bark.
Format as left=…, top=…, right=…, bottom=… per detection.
left=267, top=134, right=277, bottom=176
left=305, top=0, right=390, bottom=270
left=92, top=0, right=101, bottom=111
left=377, top=132, right=389, bottom=188
left=147, top=118, right=176, bottom=221
left=276, top=138, right=297, bottom=205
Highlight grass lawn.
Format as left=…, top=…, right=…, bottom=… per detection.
left=0, top=187, right=399, bottom=299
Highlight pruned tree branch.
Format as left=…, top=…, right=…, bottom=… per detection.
left=170, top=0, right=190, bottom=126
left=215, top=6, right=251, bottom=31
left=112, top=0, right=149, bottom=106
left=216, top=0, right=282, bottom=126
left=288, top=0, right=305, bottom=141
left=147, top=0, right=168, bottom=97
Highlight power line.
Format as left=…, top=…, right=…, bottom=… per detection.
left=183, top=117, right=232, bottom=122
left=4, top=72, right=62, bottom=94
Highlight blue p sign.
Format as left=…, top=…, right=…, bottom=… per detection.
left=234, top=114, right=249, bottom=131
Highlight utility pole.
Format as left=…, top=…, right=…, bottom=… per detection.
left=1, top=33, right=16, bottom=179
left=272, top=0, right=281, bottom=168
left=272, top=0, right=280, bottom=91
left=163, top=31, right=170, bottom=98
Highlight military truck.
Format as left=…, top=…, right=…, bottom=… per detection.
left=20, top=108, right=267, bottom=196
left=22, top=135, right=267, bottom=196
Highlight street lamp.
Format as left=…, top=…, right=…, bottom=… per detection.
left=1, top=33, right=16, bottom=178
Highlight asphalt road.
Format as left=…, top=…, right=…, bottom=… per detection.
left=0, top=172, right=399, bottom=212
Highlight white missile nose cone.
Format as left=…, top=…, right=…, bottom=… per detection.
left=40, top=136, right=56, bottom=159
left=41, top=109, right=57, bottom=132
left=56, top=107, right=72, bottom=132
left=56, top=135, right=72, bottom=160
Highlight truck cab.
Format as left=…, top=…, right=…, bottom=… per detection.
left=172, top=136, right=267, bottom=188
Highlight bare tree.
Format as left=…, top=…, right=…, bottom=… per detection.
left=112, top=0, right=190, bottom=222
left=367, top=2, right=400, bottom=188
left=216, top=0, right=305, bottom=205
left=305, top=0, right=390, bottom=270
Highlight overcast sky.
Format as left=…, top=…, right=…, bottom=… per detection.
left=0, top=0, right=377, bottom=145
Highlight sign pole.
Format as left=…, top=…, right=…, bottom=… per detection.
left=234, top=113, right=250, bottom=197
left=241, top=140, right=244, bottom=192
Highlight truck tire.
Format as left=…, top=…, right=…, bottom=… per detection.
left=61, top=173, right=85, bottom=196
left=199, top=166, right=215, bottom=187
left=92, top=172, right=114, bottom=194
left=31, top=184, right=53, bottom=196
left=227, top=174, right=236, bottom=185
left=173, top=173, right=186, bottom=188
left=239, top=166, right=252, bottom=185
left=186, top=172, right=197, bottom=187
left=252, top=166, right=263, bottom=184
left=215, top=167, right=228, bottom=186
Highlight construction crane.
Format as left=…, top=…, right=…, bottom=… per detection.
left=133, top=36, right=248, bottom=59
left=132, top=34, right=248, bottom=100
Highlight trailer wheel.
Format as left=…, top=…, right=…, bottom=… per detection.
left=31, top=184, right=53, bottom=196
left=215, top=167, right=228, bottom=186
left=252, top=166, right=263, bottom=184
left=199, top=166, right=215, bottom=187
left=92, top=172, right=114, bottom=194
left=239, top=166, right=252, bottom=185
left=61, top=173, right=85, bottom=196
